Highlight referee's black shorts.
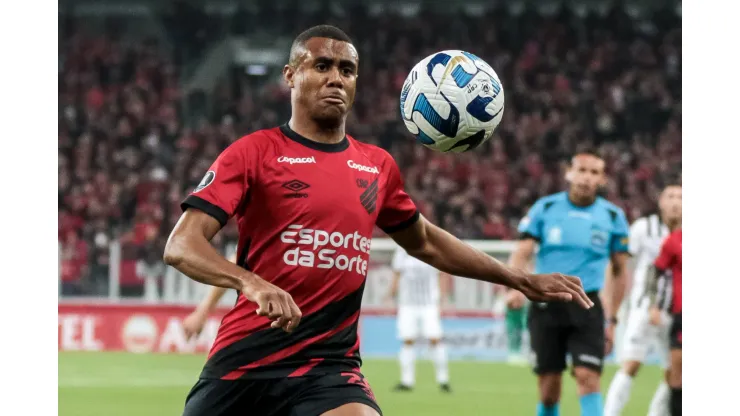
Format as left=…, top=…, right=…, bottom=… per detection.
left=528, top=291, right=605, bottom=374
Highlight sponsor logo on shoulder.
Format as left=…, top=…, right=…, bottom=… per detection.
left=347, top=160, right=379, bottom=174
left=278, top=156, right=316, bottom=164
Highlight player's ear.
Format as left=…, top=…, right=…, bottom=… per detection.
left=283, top=65, right=295, bottom=89
left=565, top=169, right=573, bottom=182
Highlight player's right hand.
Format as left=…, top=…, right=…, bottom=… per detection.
left=505, top=290, right=526, bottom=309
left=242, top=277, right=302, bottom=333
left=518, top=272, right=593, bottom=309
left=183, top=310, right=208, bottom=339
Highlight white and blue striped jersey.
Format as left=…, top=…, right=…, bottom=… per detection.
left=391, top=248, right=440, bottom=307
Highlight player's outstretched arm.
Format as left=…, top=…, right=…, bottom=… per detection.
left=389, top=216, right=593, bottom=309
left=644, top=264, right=669, bottom=325
left=385, top=271, right=400, bottom=304
left=164, top=209, right=302, bottom=332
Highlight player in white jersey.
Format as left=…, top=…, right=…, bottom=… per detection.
left=386, top=247, right=451, bottom=392
left=604, top=184, right=682, bottom=416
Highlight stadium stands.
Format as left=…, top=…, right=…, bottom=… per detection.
left=58, top=3, right=681, bottom=296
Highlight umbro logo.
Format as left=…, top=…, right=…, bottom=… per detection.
left=282, top=180, right=310, bottom=198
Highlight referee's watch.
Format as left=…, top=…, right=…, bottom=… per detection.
left=606, top=317, right=618, bottom=326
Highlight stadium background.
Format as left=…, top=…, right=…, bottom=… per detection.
left=58, top=0, right=681, bottom=414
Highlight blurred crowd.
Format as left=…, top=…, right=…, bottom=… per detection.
left=58, top=4, right=681, bottom=297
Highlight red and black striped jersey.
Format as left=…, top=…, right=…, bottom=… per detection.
left=654, top=229, right=682, bottom=314
left=181, top=124, right=418, bottom=379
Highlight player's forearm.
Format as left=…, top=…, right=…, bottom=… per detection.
left=164, top=234, right=255, bottom=292
left=439, top=273, right=451, bottom=299
left=406, top=222, right=528, bottom=289
left=388, top=272, right=400, bottom=297
left=506, top=242, right=534, bottom=291
left=509, top=248, right=530, bottom=271
left=645, top=265, right=667, bottom=307
left=195, top=286, right=229, bottom=314
left=605, top=263, right=627, bottom=320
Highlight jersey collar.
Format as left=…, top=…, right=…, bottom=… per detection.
left=280, top=124, right=350, bottom=153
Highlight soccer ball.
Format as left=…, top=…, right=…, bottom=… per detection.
left=399, top=50, right=505, bottom=153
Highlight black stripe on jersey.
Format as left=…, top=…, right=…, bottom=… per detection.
left=236, top=239, right=251, bottom=270
left=279, top=322, right=362, bottom=379
left=201, top=283, right=365, bottom=379
left=608, top=208, right=619, bottom=224
left=519, top=232, right=541, bottom=242
left=234, top=239, right=251, bottom=305
left=181, top=195, right=229, bottom=227
left=381, top=210, right=421, bottom=234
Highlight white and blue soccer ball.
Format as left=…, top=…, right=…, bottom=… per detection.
left=400, top=50, right=505, bottom=153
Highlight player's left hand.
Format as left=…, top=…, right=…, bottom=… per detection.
left=183, top=310, right=208, bottom=339
left=648, top=307, right=663, bottom=326
left=517, top=273, right=593, bottom=309
left=604, top=323, right=615, bottom=355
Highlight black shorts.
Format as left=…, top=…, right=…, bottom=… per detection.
left=183, top=371, right=381, bottom=416
left=528, top=292, right=605, bottom=374
left=670, top=312, right=682, bottom=350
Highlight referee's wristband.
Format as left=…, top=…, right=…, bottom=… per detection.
left=605, top=317, right=618, bottom=325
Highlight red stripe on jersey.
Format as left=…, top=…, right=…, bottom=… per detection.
left=223, top=310, right=361, bottom=379
left=208, top=278, right=364, bottom=359
left=220, top=369, right=246, bottom=380
left=287, top=358, right=325, bottom=378
left=345, top=333, right=360, bottom=357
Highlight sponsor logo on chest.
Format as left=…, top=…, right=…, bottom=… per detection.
left=277, top=156, right=316, bottom=164
left=347, top=160, right=379, bottom=174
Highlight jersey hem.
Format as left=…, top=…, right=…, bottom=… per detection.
left=181, top=195, right=229, bottom=227
left=201, top=360, right=362, bottom=380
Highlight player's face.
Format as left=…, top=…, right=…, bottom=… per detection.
left=659, top=185, right=682, bottom=222
left=284, top=37, right=359, bottom=126
left=567, top=155, right=606, bottom=200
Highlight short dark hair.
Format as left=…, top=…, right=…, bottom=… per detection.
left=289, top=25, right=353, bottom=67
left=663, top=176, right=682, bottom=189
left=572, top=148, right=603, bottom=161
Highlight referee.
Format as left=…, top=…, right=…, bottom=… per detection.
left=508, top=150, right=630, bottom=416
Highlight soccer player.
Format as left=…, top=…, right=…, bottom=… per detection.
left=647, top=229, right=682, bottom=416
left=508, top=151, right=630, bottom=416
left=163, top=25, right=591, bottom=416
left=604, top=184, right=682, bottom=416
left=386, top=247, right=451, bottom=392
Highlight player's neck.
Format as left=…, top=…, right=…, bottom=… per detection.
left=567, top=191, right=595, bottom=207
left=665, top=218, right=681, bottom=231
left=288, top=117, right=346, bottom=145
